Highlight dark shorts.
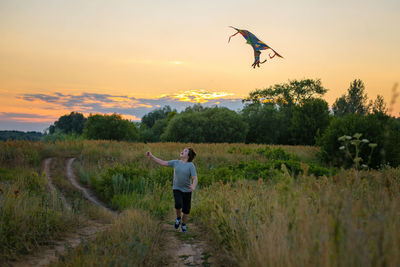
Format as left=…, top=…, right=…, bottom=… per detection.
left=173, top=189, right=192, bottom=214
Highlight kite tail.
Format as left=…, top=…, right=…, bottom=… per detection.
left=269, top=51, right=284, bottom=59
left=228, top=31, right=240, bottom=43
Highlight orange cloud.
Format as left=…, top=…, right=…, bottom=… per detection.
left=160, top=90, right=234, bottom=104
left=122, top=114, right=141, bottom=121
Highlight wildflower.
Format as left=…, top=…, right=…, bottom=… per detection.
left=351, top=139, right=361, bottom=146
left=361, top=164, right=368, bottom=169
left=353, top=133, right=362, bottom=139
left=345, top=135, right=352, bottom=140
left=339, top=146, right=345, bottom=150
left=369, top=143, right=377, bottom=148
left=362, top=139, right=369, bottom=143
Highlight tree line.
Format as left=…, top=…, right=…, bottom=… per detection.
left=44, top=78, right=400, bottom=168
left=0, top=131, right=43, bottom=141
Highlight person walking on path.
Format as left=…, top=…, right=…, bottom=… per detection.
left=146, top=148, right=198, bottom=233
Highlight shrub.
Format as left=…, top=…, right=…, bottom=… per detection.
left=162, top=107, right=248, bottom=143
left=289, top=98, right=331, bottom=145
left=317, top=113, right=400, bottom=168
left=255, top=146, right=299, bottom=161
left=95, top=165, right=150, bottom=202
left=83, top=114, right=139, bottom=141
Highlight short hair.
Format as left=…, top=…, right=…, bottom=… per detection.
left=187, top=147, right=196, bottom=162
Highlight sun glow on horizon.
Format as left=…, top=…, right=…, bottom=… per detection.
left=159, top=90, right=235, bottom=103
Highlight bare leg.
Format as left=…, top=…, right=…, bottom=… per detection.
left=176, top=209, right=182, bottom=218
left=182, top=213, right=189, bottom=225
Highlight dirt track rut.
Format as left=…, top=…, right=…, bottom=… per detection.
left=11, top=157, right=215, bottom=266
left=9, top=158, right=111, bottom=267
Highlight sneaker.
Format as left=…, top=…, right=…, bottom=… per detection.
left=181, top=224, right=187, bottom=233
left=174, top=217, right=181, bottom=229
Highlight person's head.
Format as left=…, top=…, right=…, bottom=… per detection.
left=180, top=147, right=196, bottom=162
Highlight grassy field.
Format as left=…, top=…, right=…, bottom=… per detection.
left=1, top=140, right=399, bottom=266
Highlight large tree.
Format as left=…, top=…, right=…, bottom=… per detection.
left=332, top=79, right=370, bottom=116
left=241, top=103, right=282, bottom=144
left=372, top=95, right=387, bottom=114
left=50, top=112, right=86, bottom=134
left=141, top=106, right=176, bottom=129
left=289, top=98, right=331, bottom=145
left=243, top=79, right=328, bottom=145
left=244, top=79, right=328, bottom=106
left=84, top=113, right=139, bottom=141
left=162, top=107, right=248, bottom=143
left=139, top=106, right=177, bottom=142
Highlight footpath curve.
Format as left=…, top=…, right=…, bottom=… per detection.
left=10, top=158, right=109, bottom=267
left=66, top=158, right=118, bottom=215
left=66, top=158, right=215, bottom=266
left=12, top=158, right=215, bottom=266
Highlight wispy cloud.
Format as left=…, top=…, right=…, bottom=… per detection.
left=5, top=90, right=245, bottom=131
left=18, top=90, right=244, bottom=118
left=159, top=90, right=235, bottom=103
left=0, top=112, right=56, bottom=123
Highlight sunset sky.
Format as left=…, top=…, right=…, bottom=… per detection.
left=1, top=0, right=399, bottom=132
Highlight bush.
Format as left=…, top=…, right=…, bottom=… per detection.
left=83, top=114, right=139, bottom=141
left=317, top=113, right=400, bottom=168
left=240, top=103, right=282, bottom=144
left=289, top=98, right=331, bottom=145
left=308, top=163, right=335, bottom=177
left=255, top=146, right=299, bottom=161
left=226, top=146, right=332, bottom=179
left=94, top=165, right=150, bottom=202
left=162, top=107, right=248, bottom=143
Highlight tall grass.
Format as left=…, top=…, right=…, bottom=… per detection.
left=49, top=157, right=115, bottom=222
left=4, top=140, right=398, bottom=266
left=192, top=166, right=400, bottom=266
left=0, top=141, right=86, bottom=263
left=50, top=209, right=163, bottom=267
left=0, top=168, right=81, bottom=262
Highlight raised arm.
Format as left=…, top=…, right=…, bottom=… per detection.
left=146, top=151, right=168, bottom=166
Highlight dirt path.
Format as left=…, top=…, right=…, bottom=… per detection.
left=9, top=158, right=111, bottom=267
left=12, top=158, right=215, bottom=266
left=66, top=158, right=215, bottom=266
left=12, top=222, right=108, bottom=267
left=160, top=222, right=215, bottom=266
left=66, top=158, right=118, bottom=216
left=43, top=158, right=70, bottom=209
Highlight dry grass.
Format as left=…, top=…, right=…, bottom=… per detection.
left=2, top=140, right=398, bottom=266
left=50, top=209, right=163, bottom=267
left=0, top=168, right=80, bottom=263
left=192, top=167, right=400, bottom=266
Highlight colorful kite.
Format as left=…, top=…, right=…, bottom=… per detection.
left=228, top=26, right=283, bottom=68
